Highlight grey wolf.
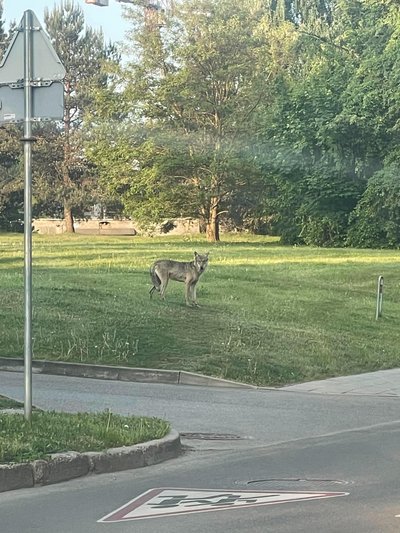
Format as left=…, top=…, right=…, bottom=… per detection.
left=149, top=252, right=209, bottom=307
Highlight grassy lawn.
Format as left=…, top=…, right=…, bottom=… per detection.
left=0, top=410, right=170, bottom=463
left=0, top=232, right=399, bottom=386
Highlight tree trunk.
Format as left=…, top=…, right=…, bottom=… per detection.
left=64, top=204, right=75, bottom=233
left=62, top=90, right=75, bottom=234
left=199, top=218, right=207, bottom=234
left=206, top=201, right=220, bottom=242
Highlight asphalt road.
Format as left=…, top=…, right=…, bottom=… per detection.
left=0, top=371, right=399, bottom=447
left=1, top=371, right=399, bottom=532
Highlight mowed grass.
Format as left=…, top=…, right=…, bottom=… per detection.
left=0, top=410, right=170, bottom=463
left=0, top=232, right=399, bottom=386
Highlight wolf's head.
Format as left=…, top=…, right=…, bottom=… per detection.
left=194, top=251, right=209, bottom=273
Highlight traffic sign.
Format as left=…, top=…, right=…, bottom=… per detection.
left=0, top=82, right=64, bottom=123
left=98, top=487, right=349, bottom=522
left=0, top=11, right=65, bottom=83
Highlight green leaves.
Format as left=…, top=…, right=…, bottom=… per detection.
left=1, top=0, right=397, bottom=246
left=348, top=165, right=400, bottom=248
left=87, top=0, right=275, bottom=240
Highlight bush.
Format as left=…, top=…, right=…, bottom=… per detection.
left=347, top=166, right=400, bottom=248
left=299, top=214, right=348, bottom=247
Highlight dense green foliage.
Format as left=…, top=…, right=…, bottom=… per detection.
left=0, top=1, right=22, bottom=231
left=86, top=0, right=400, bottom=246
left=41, top=0, right=117, bottom=231
left=0, top=1, right=400, bottom=246
left=0, top=1, right=115, bottom=232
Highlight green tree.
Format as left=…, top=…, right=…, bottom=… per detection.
left=90, top=0, right=279, bottom=241
left=342, top=0, right=400, bottom=247
left=264, top=0, right=333, bottom=24
left=0, top=0, right=6, bottom=52
left=42, top=0, right=117, bottom=232
left=0, top=127, right=23, bottom=231
left=257, top=0, right=381, bottom=245
left=0, top=1, right=23, bottom=231
left=88, top=0, right=400, bottom=247
left=327, top=0, right=400, bottom=247
left=347, top=165, right=400, bottom=248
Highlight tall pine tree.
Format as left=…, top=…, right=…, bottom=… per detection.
left=0, top=1, right=23, bottom=231
left=43, top=0, right=117, bottom=231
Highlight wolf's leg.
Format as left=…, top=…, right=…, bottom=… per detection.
left=192, top=283, right=200, bottom=307
left=149, top=286, right=158, bottom=299
left=186, top=281, right=199, bottom=307
left=159, top=277, right=169, bottom=300
left=150, top=265, right=161, bottom=299
left=185, top=282, right=193, bottom=306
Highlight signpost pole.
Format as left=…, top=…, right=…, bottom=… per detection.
left=23, top=10, right=33, bottom=422
left=0, top=9, right=65, bottom=422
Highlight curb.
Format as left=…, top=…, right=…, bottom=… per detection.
left=0, top=357, right=255, bottom=389
left=0, top=429, right=181, bottom=493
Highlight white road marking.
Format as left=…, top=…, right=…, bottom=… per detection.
left=98, top=487, right=349, bottom=523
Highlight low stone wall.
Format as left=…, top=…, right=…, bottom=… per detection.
left=33, top=218, right=138, bottom=236
left=33, top=218, right=65, bottom=234
left=74, top=219, right=137, bottom=236
left=33, top=218, right=201, bottom=236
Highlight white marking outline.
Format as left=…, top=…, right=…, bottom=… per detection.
left=98, top=487, right=350, bottom=523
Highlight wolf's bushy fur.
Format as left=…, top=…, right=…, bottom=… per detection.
left=149, top=252, right=209, bottom=307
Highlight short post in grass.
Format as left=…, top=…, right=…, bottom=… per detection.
left=375, top=275, right=384, bottom=320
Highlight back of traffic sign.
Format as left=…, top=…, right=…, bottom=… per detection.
left=0, top=10, right=66, bottom=83
left=0, top=82, right=64, bottom=122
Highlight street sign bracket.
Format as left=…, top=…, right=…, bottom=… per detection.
left=1, top=80, right=58, bottom=89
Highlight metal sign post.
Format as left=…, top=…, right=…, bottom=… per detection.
left=23, top=9, right=34, bottom=422
left=0, top=10, right=65, bottom=421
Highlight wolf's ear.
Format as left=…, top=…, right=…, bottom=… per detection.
left=194, top=251, right=198, bottom=257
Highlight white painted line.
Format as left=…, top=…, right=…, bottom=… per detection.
left=98, top=487, right=349, bottom=523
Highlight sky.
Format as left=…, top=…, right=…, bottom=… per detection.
left=2, top=0, right=130, bottom=43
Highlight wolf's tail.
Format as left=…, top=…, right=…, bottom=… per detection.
left=149, top=264, right=161, bottom=299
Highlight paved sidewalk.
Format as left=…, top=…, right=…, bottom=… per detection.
left=282, top=368, right=400, bottom=397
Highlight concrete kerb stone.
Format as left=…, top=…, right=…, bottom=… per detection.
left=32, top=452, right=91, bottom=486
left=0, top=430, right=181, bottom=493
left=87, top=430, right=181, bottom=474
left=0, top=357, right=255, bottom=389
left=0, top=463, right=34, bottom=492
left=139, top=430, right=183, bottom=466
left=86, top=446, right=145, bottom=475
